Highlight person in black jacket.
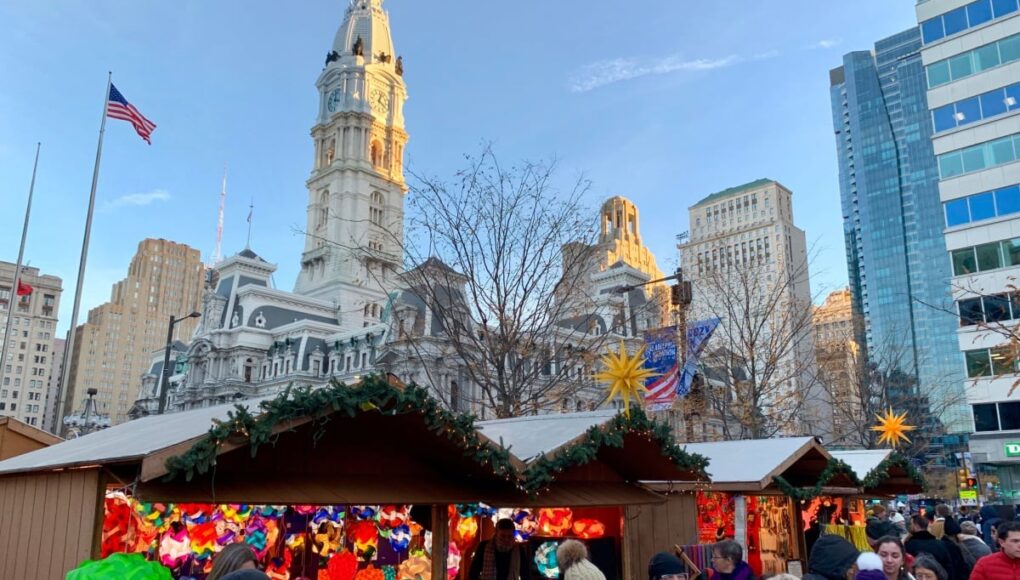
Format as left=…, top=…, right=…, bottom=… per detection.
left=904, top=516, right=956, bottom=579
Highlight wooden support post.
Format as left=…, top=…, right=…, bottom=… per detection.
left=432, top=504, right=450, bottom=580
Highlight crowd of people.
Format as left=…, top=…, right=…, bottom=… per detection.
left=644, top=504, right=1020, bottom=580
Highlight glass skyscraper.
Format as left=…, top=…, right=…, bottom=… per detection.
left=829, top=27, right=967, bottom=432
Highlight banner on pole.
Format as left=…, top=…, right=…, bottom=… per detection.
left=643, top=317, right=720, bottom=411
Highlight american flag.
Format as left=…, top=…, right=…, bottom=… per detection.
left=107, top=84, right=156, bottom=144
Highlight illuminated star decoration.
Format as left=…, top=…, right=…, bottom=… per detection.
left=870, top=408, right=916, bottom=448
left=594, top=341, right=659, bottom=416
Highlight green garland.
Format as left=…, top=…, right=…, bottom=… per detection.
left=164, top=375, right=518, bottom=483
left=772, top=457, right=860, bottom=501
left=860, top=452, right=925, bottom=491
left=523, top=407, right=709, bottom=493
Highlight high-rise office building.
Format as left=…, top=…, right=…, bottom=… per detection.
left=64, top=239, right=204, bottom=425
left=0, top=262, right=62, bottom=428
left=917, top=0, right=1020, bottom=490
left=680, top=179, right=827, bottom=439
left=42, top=337, right=64, bottom=433
left=829, top=27, right=967, bottom=432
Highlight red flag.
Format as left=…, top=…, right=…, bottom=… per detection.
left=16, top=279, right=32, bottom=296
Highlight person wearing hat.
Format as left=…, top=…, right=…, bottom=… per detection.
left=556, top=539, right=606, bottom=580
left=854, top=552, right=887, bottom=580
left=803, top=534, right=860, bottom=580
left=649, top=551, right=686, bottom=580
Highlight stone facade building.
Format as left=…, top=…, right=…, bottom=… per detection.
left=813, top=288, right=864, bottom=444
left=0, top=262, right=62, bottom=429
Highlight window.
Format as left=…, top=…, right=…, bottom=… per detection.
left=971, top=191, right=997, bottom=221
left=969, top=0, right=995, bottom=25
left=370, top=191, right=384, bottom=226
left=966, top=349, right=992, bottom=377
left=945, top=198, right=970, bottom=226
left=923, top=0, right=1018, bottom=45
left=959, top=297, right=984, bottom=325
left=974, top=403, right=999, bottom=432
left=927, top=33, right=1020, bottom=87
left=986, top=294, right=1012, bottom=322
left=952, top=247, right=977, bottom=275
left=370, top=140, right=383, bottom=167
left=1001, top=401, right=1020, bottom=430
left=945, top=184, right=1020, bottom=226
left=939, top=132, right=1020, bottom=179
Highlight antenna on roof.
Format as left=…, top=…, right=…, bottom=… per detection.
left=211, top=164, right=227, bottom=266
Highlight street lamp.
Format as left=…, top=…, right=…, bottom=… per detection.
left=158, top=311, right=201, bottom=414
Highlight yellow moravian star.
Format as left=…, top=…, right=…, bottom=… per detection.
left=871, top=408, right=916, bottom=448
left=594, top=341, right=659, bottom=416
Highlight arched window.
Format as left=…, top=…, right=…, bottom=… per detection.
left=370, top=140, right=383, bottom=167
left=318, top=191, right=329, bottom=227
left=370, top=191, right=384, bottom=226
left=244, top=358, right=254, bottom=383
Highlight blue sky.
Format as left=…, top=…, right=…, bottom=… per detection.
left=0, top=0, right=920, bottom=336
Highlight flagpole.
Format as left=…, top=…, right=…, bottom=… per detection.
left=55, top=72, right=111, bottom=433
left=0, top=143, right=41, bottom=393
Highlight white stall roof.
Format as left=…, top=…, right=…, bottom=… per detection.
left=0, top=396, right=274, bottom=475
left=477, top=410, right=619, bottom=462
left=829, top=449, right=891, bottom=481
left=680, top=437, right=820, bottom=486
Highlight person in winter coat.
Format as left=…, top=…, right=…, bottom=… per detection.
left=970, top=521, right=1020, bottom=580
left=904, top=516, right=955, bottom=579
left=874, top=536, right=914, bottom=580
left=695, top=540, right=755, bottom=580
left=854, top=552, right=887, bottom=580
left=556, top=540, right=605, bottom=580
left=957, top=520, right=992, bottom=568
left=978, top=505, right=1003, bottom=550
left=803, top=534, right=860, bottom=580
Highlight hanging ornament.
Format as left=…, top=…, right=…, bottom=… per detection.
left=389, top=524, right=412, bottom=551
left=446, top=543, right=461, bottom=580
left=311, top=507, right=345, bottom=531
left=534, top=541, right=560, bottom=578
left=453, top=516, right=478, bottom=547
left=397, top=554, right=431, bottom=580
left=350, top=505, right=378, bottom=520
left=454, top=504, right=478, bottom=518
left=293, top=505, right=317, bottom=516
left=871, top=408, right=916, bottom=448
left=286, top=532, right=306, bottom=551
left=349, top=520, right=379, bottom=561
left=595, top=340, right=658, bottom=416
left=219, top=504, right=254, bottom=525
left=178, top=503, right=214, bottom=525
left=158, top=522, right=191, bottom=569
left=537, top=508, right=573, bottom=537
left=314, top=523, right=343, bottom=559
left=571, top=519, right=606, bottom=539
left=189, top=522, right=218, bottom=562
left=258, top=505, right=287, bottom=519
left=136, top=501, right=173, bottom=532
left=101, top=495, right=135, bottom=558
left=476, top=504, right=497, bottom=518
left=512, top=509, right=537, bottom=542
left=246, top=516, right=269, bottom=557
left=326, top=550, right=358, bottom=580
left=383, top=566, right=397, bottom=580
left=377, top=505, right=409, bottom=529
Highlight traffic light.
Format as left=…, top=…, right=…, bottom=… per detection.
left=966, top=477, right=977, bottom=488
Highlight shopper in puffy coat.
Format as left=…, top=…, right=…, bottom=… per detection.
left=904, top=516, right=956, bottom=579
left=556, top=539, right=606, bottom=580
left=970, top=521, right=1020, bottom=580
left=803, top=535, right=860, bottom=580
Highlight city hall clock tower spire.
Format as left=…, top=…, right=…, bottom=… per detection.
left=295, top=0, right=408, bottom=330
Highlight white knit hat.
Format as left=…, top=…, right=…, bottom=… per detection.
left=564, top=559, right=607, bottom=580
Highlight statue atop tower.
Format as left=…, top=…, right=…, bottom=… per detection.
left=295, top=0, right=409, bottom=331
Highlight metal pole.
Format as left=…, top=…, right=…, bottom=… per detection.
left=56, top=72, right=111, bottom=432
left=0, top=143, right=40, bottom=389
left=158, top=314, right=176, bottom=414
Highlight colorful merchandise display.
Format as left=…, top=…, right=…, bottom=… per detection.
left=696, top=491, right=736, bottom=543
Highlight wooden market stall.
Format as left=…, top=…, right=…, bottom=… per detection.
left=0, top=377, right=708, bottom=580
left=829, top=449, right=924, bottom=497
left=0, top=416, right=61, bottom=460
left=635, top=437, right=858, bottom=579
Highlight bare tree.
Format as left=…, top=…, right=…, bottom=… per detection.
left=821, top=332, right=966, bottom=460
left=377, top=147, right=666, bottom=417
left=689, top=255, right=826, bottom=440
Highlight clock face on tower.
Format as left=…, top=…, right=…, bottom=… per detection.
left=326, top=89, right=342, bottom=113
left=370, top=87, right=389, bottom=117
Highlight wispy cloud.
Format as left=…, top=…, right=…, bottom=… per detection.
left=568, top=51, right=777, bottom=93
left=806, top=38, right=842, bottom=50
left=103, top=189, right=171, bottom=210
